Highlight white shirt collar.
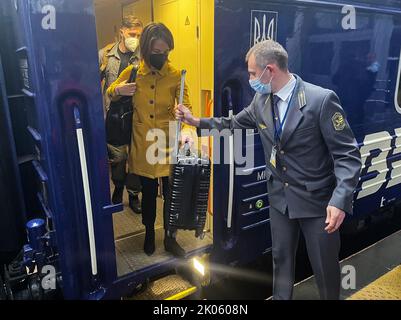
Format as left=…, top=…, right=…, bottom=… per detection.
left=275, top=74, right=297, bottom=102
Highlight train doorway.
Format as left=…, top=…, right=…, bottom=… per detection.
left=93, top=0, right=214, bottom=277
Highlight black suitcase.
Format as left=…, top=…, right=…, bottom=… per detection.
left=166, top=151, right=211, bottom=239
left=166, top=70, right=211, bottom=239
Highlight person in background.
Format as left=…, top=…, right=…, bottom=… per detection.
left=99, top=16, right=143, bottom=214
left=107, top=23, right=195, bottom=257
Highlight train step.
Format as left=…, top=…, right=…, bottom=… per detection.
left=123, top=274, right=198, bottom=300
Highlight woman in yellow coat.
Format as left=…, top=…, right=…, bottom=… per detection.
left=107, top=23, right=195, bottom=256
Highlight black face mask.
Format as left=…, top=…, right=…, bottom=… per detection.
left=149, top=53, right=168, bottom=70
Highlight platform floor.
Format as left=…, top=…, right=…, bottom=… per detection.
left=292, top=230, right=401, bottom=300
left=111, top=187, right=213, bottom=277
left=348, top=265, right=401, bottom=300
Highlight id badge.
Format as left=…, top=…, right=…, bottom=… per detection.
left=270, top=145, right=277, bottom=168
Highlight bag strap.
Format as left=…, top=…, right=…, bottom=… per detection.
left=128, top=66, right=139, bottom=83
left=118, top=66, right=139, bottom=118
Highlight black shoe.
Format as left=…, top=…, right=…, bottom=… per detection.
left=112, top=187, right=124, bottom=204
left=164, top=235, right=186, bottom=257
left=144, top=227, right=155, bottom=256
left=129, top=193, right=142, bottom=214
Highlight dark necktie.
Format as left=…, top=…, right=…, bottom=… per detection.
left=273, top=95, right=282, bottom=139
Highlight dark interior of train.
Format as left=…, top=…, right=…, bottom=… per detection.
left=93, top=0, right=213, bottom=277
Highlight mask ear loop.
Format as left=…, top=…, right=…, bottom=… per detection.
left=260, top=66, right=275, bottom=89
left=268, top=74, right=274, bottom=87
left=258, top=65, right=269, bottom=81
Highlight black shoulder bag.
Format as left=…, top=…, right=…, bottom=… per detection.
left=105, top=67, right=138, bottom=146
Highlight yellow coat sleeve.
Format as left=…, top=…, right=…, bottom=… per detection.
left=106, top=65, right=133, bottom=101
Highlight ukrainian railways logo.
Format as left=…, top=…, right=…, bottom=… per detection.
left=250, top=10, right=278, bottom=47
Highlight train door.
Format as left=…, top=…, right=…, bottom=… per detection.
left=0, top=0, right=124, bottom=299
left=93, top=0, right=214, bottom=280
left=0, top=0, right=216, bottom=299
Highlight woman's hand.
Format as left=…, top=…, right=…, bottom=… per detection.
left=115, top=80, right=136, bottom=96
left=175, top=104, right=200, bottom=127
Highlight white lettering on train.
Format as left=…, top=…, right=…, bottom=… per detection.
left=257, top=171, right=266, bottom=182
left=357, top=128, right=401, bottom=199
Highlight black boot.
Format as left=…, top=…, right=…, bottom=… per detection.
left=164, top=231, right=186, bottom=257
left=129, top=193, right=142, bottom=214
left=112, top=186, right=124, bottom=204
left=144, top=226, right=155, bottom=256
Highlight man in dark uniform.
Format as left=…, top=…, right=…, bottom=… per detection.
left=176, top=40, right=362, bottom=300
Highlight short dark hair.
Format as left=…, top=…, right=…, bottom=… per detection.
left=121, top=15, right=143, bottom=29
left=246, top=40, right=289, bottom=71
left=140, top=23, right=174, bottom=67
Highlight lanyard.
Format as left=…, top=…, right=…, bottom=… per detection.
left=272, top=81, right=297, bottom=144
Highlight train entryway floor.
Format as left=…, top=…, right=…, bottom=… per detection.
left=112, top=188, right=212, bottom=276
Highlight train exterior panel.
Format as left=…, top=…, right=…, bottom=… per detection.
left=213, top=0, right=401, bottom=265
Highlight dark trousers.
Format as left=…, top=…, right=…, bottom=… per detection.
left=140, top=176, right=170, bottom=230
left=270, top=207, right=341, bottom=300
left=108, top=144, right=141, bottom=194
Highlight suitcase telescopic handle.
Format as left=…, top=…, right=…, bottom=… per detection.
left=175, top=70, right=187, bottom=159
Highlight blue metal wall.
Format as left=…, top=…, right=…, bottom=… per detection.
left=1, top=0, right=123, bottom=299
left=213, top=0, right=401, bottom=264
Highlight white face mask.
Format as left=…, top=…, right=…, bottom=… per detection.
left=124, top=37, right=139, bottom=52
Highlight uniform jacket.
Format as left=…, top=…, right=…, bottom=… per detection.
left=198, top=75, right=362, bottom=218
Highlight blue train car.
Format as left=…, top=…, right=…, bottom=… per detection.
left=0, top=0, right=400, bottom=300
left=213, top=0, right=401, bottom=269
